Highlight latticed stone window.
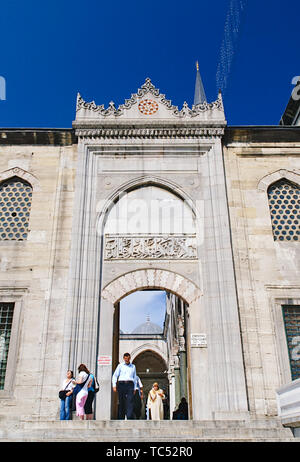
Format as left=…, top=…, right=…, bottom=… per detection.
left=0, top=302, right=14, bottom=389
left=268, top=179, right=300, bottom=241
left=0, top=176, right=32, bottom=241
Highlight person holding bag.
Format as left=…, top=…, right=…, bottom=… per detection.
left=72, top=364, right=92, bottom=420
left=59, top=370, right=75, bottom=420
left=84, top=372, right=100, bottom=420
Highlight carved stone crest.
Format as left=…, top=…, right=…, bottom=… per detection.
left=75, top=78, right=225, bottom=121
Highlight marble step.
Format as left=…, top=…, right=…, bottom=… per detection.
left=0, top=418, right=297, bottom=442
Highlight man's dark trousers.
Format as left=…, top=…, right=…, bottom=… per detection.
left=117, top=381, right=135, bottom=419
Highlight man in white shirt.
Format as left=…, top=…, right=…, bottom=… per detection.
left=112, top=352, right=138, bottom=419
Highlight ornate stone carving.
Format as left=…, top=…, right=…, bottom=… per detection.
left=0, top=167, right=41, bottom=191
left=173, top=355, right=180, bottom=368
left=75, top=126, right=225, bottom=139
left=104, top=234, right=197, bottom=260
left=76, top=95, right=124, bottom=117
left=101, top=268, right=202, bottom=305
left=76, top=78, right=224, bottom=120
left=177, top=314, right=186, bottom=352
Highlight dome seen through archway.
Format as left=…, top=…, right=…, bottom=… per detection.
left=120, top=290, right=166, bottom=334
left=131, top=315, right=162, bottom=335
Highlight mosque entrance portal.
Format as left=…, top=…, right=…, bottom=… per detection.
left=65, top=77, right=249, bottom=422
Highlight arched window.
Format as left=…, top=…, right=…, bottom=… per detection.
left=104, top=184, right=195, bottom=235
left=268, top=179, right=300, bottom=241
left=0, top=176, right=32, bottom=241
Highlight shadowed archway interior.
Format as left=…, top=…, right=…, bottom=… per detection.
left=133, top=350, right=169, bottom=420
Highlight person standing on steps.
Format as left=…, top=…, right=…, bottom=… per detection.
left=59, top=370, right=75, bottom=420
left=84, top=370, right=97, bottom=420
left=133, top=375, right=144, bottom=419
left=73, top=364, right=92, bottom=420
left=112, top=353, right=138, bottom=420
left=147, top=382, right=165, bottom=420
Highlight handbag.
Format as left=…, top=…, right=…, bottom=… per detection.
left=59, top=380, right=72, bottom=400
left=72, top=374, right=90, bottom=397
left=71, top=373, right=90, bottom=412
left=94, top=376, right=100, bottom=393
left=59, top=390, right=67, bottom=400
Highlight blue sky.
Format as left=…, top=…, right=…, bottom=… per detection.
left=0, top=0, right=299, bottom=127
left=120, top=291, right=166, bottom=333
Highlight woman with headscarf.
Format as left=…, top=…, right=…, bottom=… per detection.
left=147, top=382, right=165, bottom=420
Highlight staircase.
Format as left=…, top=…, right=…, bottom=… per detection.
left=0, top=417, right=298, bottom=442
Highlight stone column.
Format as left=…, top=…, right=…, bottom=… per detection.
left=174, top=356, right=181, bottom=409
left=168, top=364, right=175, bottom=418
left=95, top=298, right=115, bottom=420
left=188, top=299, right=211, bottom=420
left=178, top=315, right=188, bottom=399
left=179, top=350, right=187, bottom=399
left=61, top=144, right=101, bottom=379
left=197, top=139, right=249, bottom=419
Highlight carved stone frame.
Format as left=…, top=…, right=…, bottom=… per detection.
left=267, top=285, right=300, bottom=385
left=0, top=287, right=26, bottom=398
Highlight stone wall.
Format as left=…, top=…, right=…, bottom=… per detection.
left=0, top=133, right=77, bottom=419
left=1, top=123, right=299, bottom=424
left=223, top=128, right=300, bottom=416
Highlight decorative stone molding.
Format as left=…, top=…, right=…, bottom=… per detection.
left=104, top=235, right=197, bottom=260
left=76, top=78, right=225, bottom=120
left=101, top=269, right=201, bottom=305
left=178, top=314, right=186, bottom=352
left=258, top=169, right=300, bottom=192
left=74, top=78, right=226, bottom=140
left=277, top=378, right=300, bottom=427
left=0, top=167, right=41, bottom=191
left=75, top=126, right=225, bottom=139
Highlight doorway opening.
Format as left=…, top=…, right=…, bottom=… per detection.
left=134, top=349, right=169, bottom=420
left=111, top=289, right=190, bottom=420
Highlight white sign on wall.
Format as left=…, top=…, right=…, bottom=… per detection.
left=191, top=333, right=207, bottom=348
left=98, top=355, right=112, bottom=366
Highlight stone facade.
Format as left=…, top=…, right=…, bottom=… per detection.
left=0, top=133, right=77, bottom=419
left=0, top=80, right=299, bottom=439
left=223, top=128, right=300, bottom=418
